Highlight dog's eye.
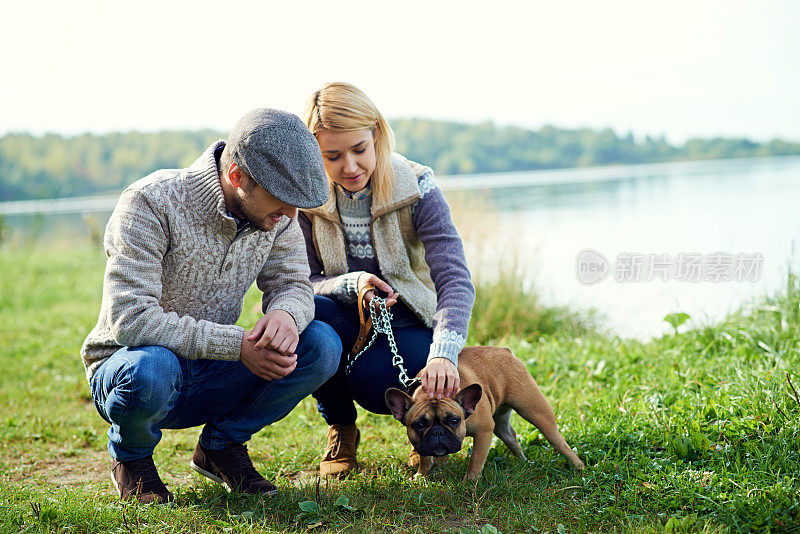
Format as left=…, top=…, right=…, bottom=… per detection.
left=412, top=420, right=427, bottom=431
left=447, top=416, right=461, bottom=426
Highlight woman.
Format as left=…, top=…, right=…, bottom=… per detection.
left=299, top=82, right=475, bottom=477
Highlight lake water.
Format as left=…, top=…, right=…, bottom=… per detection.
left=3, top=155, right=799, bottom=339
left=438, top=156, right=800, bottom=338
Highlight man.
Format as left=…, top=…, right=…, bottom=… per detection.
left=81, top=109, right=341, bottom=504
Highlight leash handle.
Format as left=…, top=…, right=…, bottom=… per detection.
left=349, top=284, right=375, bottom=358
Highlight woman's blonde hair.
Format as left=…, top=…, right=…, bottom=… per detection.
left=303, top=82, right=396, bottom=204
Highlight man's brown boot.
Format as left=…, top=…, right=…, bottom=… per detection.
left=320, top=424, right=360, bottom=478
left=111, top=456, right=174, bottom=504
left=190, top=442, right=278, bottom=496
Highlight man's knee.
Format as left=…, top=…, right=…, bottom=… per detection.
left=299, top=321, right=342, bottom=381
left=108, top=346, right=181, bottom=423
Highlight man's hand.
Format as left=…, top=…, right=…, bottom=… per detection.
left=247, top=310, right=299, bottom=356
left=241, top=330, right=297, bottom=380
left=358, top=273, right=399, bottom=307
left=420, top=358, right=460, bottom=399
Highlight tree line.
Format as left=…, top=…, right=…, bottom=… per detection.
left=2, top=120, right=799, bottom=201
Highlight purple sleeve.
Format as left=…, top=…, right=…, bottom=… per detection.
left=411, top=173, right=475, bottom=365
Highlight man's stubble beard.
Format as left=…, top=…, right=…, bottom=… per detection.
left=238, top=184, right=276, bottom=232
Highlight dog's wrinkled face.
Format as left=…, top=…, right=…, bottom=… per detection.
left=405, top=398, right=465, bottom=457
left=385, top=384, right=482, bottom=457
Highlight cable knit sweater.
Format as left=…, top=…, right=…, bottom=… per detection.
left=299, top=154, right=475, bottom=366
left=80, top=141, right=315, bottom=381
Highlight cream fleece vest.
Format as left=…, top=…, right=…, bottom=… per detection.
left=305, top=153, right=437, bottom=327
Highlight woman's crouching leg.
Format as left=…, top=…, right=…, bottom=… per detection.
left=348, top=325, right=433, bottom=415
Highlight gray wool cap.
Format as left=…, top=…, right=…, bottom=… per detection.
left=227, top=108, right=328, bottom=209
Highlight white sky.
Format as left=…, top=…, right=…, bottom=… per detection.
left=2, top=0, right=798, bottom=143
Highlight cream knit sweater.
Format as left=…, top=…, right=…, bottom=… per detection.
left=80, top=142, right=314, bottom=381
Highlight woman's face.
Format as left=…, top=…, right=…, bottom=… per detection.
left=315, top=128, right=376, bottom=193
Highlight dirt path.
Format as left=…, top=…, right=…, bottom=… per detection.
left=5, top=448, right=323, bottom=494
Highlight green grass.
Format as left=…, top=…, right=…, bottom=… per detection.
left=1, top=243, right=799, bottom=533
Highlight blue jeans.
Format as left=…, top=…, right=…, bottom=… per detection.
left=90, top=320, right=341, bottom=461
left=312, top=295, right=432, bottom=425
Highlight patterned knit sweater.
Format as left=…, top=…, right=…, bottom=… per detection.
left=299, top=158, right=475, bottom=366
left=80, top=141, right=315, bottom=381
left=325, top=184, right=419, bottom=327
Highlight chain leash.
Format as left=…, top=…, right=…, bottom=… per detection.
left=346, top=296, right=421, bottom=389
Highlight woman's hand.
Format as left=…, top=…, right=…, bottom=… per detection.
left=358, top=273, right=399, bottom=307
left=420, top=358, right=460, bottom=399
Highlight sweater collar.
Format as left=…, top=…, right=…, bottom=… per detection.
left=187, top=140, right=229, bottom=218
left=336, top=182, right=372, bottom=200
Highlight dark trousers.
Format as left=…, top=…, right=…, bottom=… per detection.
left=312, top=295, right=432, bottom=425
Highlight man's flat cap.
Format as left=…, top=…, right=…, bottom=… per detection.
left=227, top=109, right=328, bottom=209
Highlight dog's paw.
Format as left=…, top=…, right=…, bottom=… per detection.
left=462, top=472, right=482, bottom=483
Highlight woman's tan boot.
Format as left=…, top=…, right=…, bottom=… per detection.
left=320, top=424, right=360, bottom=478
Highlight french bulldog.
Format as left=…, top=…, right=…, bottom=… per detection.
left=385, top=346, right=585, bottom=480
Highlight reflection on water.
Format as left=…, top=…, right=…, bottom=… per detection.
left=458, top=155, right=800, bottom=214
left=3, top=155, right=799, bottom=338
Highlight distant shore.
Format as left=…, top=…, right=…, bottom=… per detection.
left=3, top=118, right=799, bottom=202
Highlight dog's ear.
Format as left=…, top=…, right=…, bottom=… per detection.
left=453, top=384, right=482, bottom=418
left=385, top=388, right=415, bottom=423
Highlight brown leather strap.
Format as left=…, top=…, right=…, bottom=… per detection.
left=349, top=284, right=375, bottom=357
